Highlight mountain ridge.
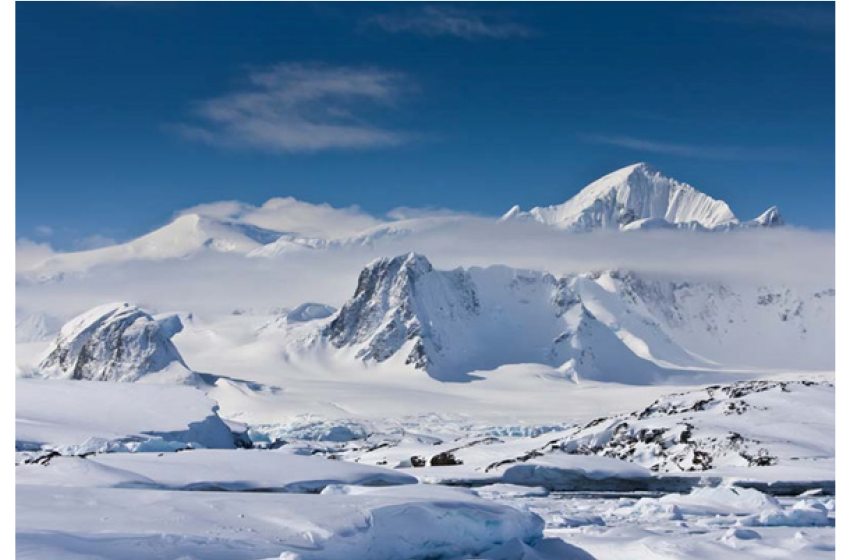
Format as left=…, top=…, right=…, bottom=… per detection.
left=314, top=253, right=831, bottom=381
left=18, top=163, right=784, bottom=275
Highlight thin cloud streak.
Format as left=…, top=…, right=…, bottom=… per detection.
left=170, top=64, right=414, bottom=153
left=367, top=5, right=534, bottom=39
left=705, top=4, right=834, bottom=33
left=582, top=134, right=801, bottom=162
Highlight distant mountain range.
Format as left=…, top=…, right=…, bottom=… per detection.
left=18, top=163, right=783, bottom=277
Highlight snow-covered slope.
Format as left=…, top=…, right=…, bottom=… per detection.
left=320, top=254, right=833, bottom=380
left=247, top=215, right=464, bottom=258
left=26, top=213, right=285, bottom=274
left=336, top=376, right=834, bottom=486
left=38, top=303, right=194, bottom=383
left=594, top=271, right=835, bottom=370
left=502, top=163, right=779, bottom=232
left=517, top=379, right=835, bottom=475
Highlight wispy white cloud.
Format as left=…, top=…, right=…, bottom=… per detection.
left=33, top=225, right=54, bottom=238
left=367, top=6, right=534, bottom=39
left=581, top=134, right=800, bottom=162
left=705, top=4, right=834, bottom=33
left=170, top=64, right=414, bottom=153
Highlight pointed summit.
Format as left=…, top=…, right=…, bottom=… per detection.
left=323, top=254, right=480, bottom=376
left=749, top=206, right=785, bottom=228
left=503, top=163, right=740, bottom=231
left=500, top=204, right=523, bottom=221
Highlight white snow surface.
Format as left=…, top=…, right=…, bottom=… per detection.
left=18, top=449, right=418, bottom=492
left=17, top=480, right=544, bottom=560
left=16, top=379, right=235, bottom=454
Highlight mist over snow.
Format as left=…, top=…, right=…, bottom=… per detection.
left=15, top=210, right=833, bottom=321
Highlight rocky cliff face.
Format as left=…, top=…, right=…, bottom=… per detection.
left=324, top=253, right=480, bottom=372
left=321, top=254, right=680, bottom=382
left=39, top=303, right=191, bottom=382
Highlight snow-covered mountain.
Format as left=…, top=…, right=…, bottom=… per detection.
left=324, top=253, right=482, bottom=376
left=38, top=303, right=194, bottom=383
left=26, top=213, right=286, bottom=275
left=321, top=254, right=833, bottom=380
left=502, top=163, right=781, bottom=232
left=16, top=164, right=792, bottom=280
left=745, top=205, right=785, bottom=228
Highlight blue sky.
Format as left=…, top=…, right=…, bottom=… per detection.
left=17, top=2, right=835, bottom=248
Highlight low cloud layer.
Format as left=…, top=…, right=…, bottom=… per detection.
left=171, top=64, right=413, bottom=152
left=16, top=214, right=835, bottom=321
left=703, top=3, right=834, bottom=33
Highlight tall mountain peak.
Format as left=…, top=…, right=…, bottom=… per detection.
left=504, top=163, right=743, bottom=231
left=324, top=253, right=479, bottom=376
